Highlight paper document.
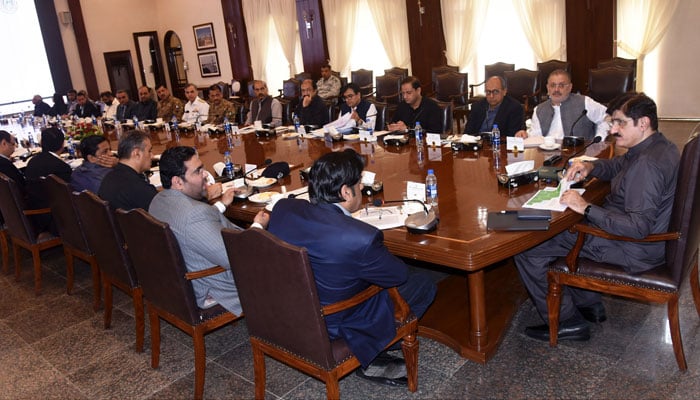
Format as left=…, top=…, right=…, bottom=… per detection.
left=523, top=178, right=583, bottom=211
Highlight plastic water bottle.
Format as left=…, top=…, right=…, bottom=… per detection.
left=425, top=169, right=438, bottom=207
left=164, top=121, right=172, bottom=141
left=224, top=151, right=234, bottom=179
left=115, top=121, right=122, bottom=140
left=415, top=121, right=424, bottom=147
left=132, top=115, right=139, bottom=130
left=27, top=132, right=35, bottom=148
left=492, top=123, right=501, bottom=151
left=224, top=116, right=232, bottom=134
left=67, top=137, right=76, bottom=158
left=171, top=115, right=180, bottom=142
left=293, top=113, right=300, bottom=133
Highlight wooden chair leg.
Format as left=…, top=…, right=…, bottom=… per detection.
left=89, top=258, right=101, bottom=311
left=134, top=287, right=145, bottom=353
left=402, top=332, right=419, bottom=392
left=32, top=247, right=42, bottom=296
left=149, top=305, right=161, bottom=368
left=324, top=374, right=340, bottom=400
left=0, top=230, right=9, bottom=274
left=667, top=295, right=688, bottom=371
left=546, top=272, right=562, bottom=347
left=64, top=248, right=74, bottom=295
left=252, top=342, right=267, bottom=400
left=193, top=329, right=206, bottom=400
left=690, top=260, right=700, bottom=318
left=13, top=242, right=21, bottom=282
left=103, top=278, right=113, bottom=329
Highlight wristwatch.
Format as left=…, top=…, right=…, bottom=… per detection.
left=584, top=204, right=592, bottom=218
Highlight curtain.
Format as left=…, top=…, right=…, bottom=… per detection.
left=617, top=0, right=680, bottom=90
left=242, top=0, right=271, bottom=81
left=440, top=0, right=489, bottom=69
left=322, top=0, right=359, bottom=76
left=512, top=0, right=566, bottom=62
left=366, top=0, right=411, bottom=70
left=270, top=0, right=298, bottom=76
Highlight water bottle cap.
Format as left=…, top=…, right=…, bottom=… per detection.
left=416, top=121, right=421, bottom=126
left=427, top=169, right=434, bottom=174
left=224, top=151, right=230, bottom=155
left=493, top=124, right=498, bottom=128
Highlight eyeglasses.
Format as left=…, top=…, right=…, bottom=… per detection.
left=611, top=117, right=633, bottom=127
left=485, top=89, right=501, bottom=96
left=547, top=82, right=570, bottom=89
left=343, top=93, right=358, bottom=100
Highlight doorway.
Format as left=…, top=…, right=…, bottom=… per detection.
left=164, top=31, right=188, bottom=99
left=103, top=51, right=138, bottom=100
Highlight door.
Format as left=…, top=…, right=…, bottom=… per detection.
left=104, top=51, right=138, bottom=99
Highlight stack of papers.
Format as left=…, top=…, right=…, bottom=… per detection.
left=523, top=178, right=584, bottom=211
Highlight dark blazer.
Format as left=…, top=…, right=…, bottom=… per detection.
left=25, top=151, right=72, bottom=210
left=268, top=199, right=408, bottom=367
left=98, top=163, right=157, bottom=211
left=72, top=101, right=101, bottom=118
left=0, top=156, right=26, bottom=190
left=465, top=95, right=525, bottom=137
left=132, top=100, right=158, bottom=121
left=294, top=95, right=329, bottom=126
left=116, top=101, right=137, bottom=122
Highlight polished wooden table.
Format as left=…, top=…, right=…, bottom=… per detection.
left=143, top=128, right=614, bottom=363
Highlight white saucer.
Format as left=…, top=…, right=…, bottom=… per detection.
left=247, top=177, right=277, bottom=188
left=249, top=191, right=279, bottom=204
left=539, top=143, right=561, bottom=151
left=343, top=134, right=360, bottom=141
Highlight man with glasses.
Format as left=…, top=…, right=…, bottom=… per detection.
left=244, top=80, right=282, bottom=128
left=523, top=69, right=608, bottom=140
left=514, top=93, right=679, bottom=342
left=149, top=146, right=268, bottom=314
left=388, top=76, right=442, bottom=133
left=465, top=76, right=526, bottom=137
left=325, top=83, right=377, bottom=133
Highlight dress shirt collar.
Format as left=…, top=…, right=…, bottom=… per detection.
left=332, top=202, right=352, bottom=216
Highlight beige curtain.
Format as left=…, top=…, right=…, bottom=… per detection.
left=440, top=0, right=489, bottom=69
left=366, top=0, right=411, bottom=70
left=512, top=0, right=566, bottom=62
left=242, top=0, right=271, bottom=80
left=270, top=0, right=299, bottom=77
left=322, top=0, right=359, bottom=76
left=617, top=0, right=680, bottom=90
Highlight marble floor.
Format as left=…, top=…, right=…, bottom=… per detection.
left=2, top=120, right=699, bottom=400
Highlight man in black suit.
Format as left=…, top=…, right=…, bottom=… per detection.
left=32, top=95, right=51, bottom=117
left=133, top=86, right=157, bottom=121
left=0, top=130, right=25, bottom=189
left=465, top=76, right=526, bottom=137
left=115, top=90, right=136, bottom=122
left=72, top=91, right=100, bottom=119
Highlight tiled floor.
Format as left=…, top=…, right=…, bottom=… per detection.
left=1, top=120, right=698, bottom=399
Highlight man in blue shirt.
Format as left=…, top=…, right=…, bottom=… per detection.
left=71, top=135, right=118, bottom=193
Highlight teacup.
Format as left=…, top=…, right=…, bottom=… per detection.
left=543, top=137, right=555, bottom=147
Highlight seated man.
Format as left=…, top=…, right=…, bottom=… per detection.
left=156, top=85, right=184, bottom=121
left=0, top=130, right=26, bottom=189
left=388, top=76, right=442, bottom=133
left=71, top=135, right=118, bottom=193
left=115, top=90, right=136, bottom=122
left=32, top=95, right=51, bottom=117
left=244, top=80, right=282, bottom=128
left=294, top=79, right=329, bottom=127
left=325, top=83, right=377, bottom=133
left=515, top=93, right=680, bottom=342
left=465, top=76, right=525, bottom=137
left=72, top=90, right=100, bottom=119
left=100, top=91, right=119, bottom=119
left=183, top=83, right=210, bottom=124
left=206, top=84, right=236, bottom=125
left=523, top=69, right=608, bottom=140
left=98, top=130, right=157, bottom=210
left=132, top=86, right=158, bottom=121
left=149, top=146, right=269, bottom=314
left=268, top=149, right=436, bottom=386
left=66, top=89, right=78, bottom=115
left=316, top=63, right=341, bottom=101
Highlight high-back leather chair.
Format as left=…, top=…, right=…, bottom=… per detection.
left=504, top=68, right=540, bottom=117
left=42, top=175, right=101, bottom=311
left=384, top=67, right=409, bottom=80
left=277, top=78, right=301, bottom=124
left=73, top=191, right=144, bottom=353
left=222, top=228, right=419, bottom=399
left=368, top=98, right=387, bottom=131
left=295, top=71, right=312, bottom=82
left=469, top=62, right=515, bottom=99
left=374, top=74, right=402, bottom=105
left=536, top=59, right=571, bottom=101
left=598, top=57, right=636, bottom=91
left=432, top=71, right=469, bottom=109
left=0, top=173, right=61, bottom=295
left=434, top=100, right=453, bottom=136
left=351, top=69, right=374, bottom=97
left=587, top=66, right=632, bottom=105
left=547, top=133, right=700, bottom=371
left=116, top=208, right=241, bottom=400
left=431, top=64, right=460, bottom=90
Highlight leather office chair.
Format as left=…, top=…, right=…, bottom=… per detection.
left=384, top=67, right=409, bottom=80
left=0, top=173, right=62, bottom=295
left=116, top=208, right=241, bottom=400
left=598, top=57, right=636, bottom=91
left=351, top=69, right=374, bottom=97
left=547, top=133, right=700, bottom=371
left=432, top=71, right=469, bottom=110
left=295, top=71, right=312, bottom=82
left=504, top=68, right=540, bottom=117
left=536, top=59, right=571, bottom=102
left=277, top=78, right=301, bottom=124
left=374, top=74, right=402, bottom=105
left=587, top=66, right=632, bottom=106
left=368, top=98, right=387, bottom=131
left=431, top=64, right=460, bottom=91
left=73, top=191, right=144, bottom=353
left=469, top=62, right=515, bottom=99
left=435, top=100, right=453, bottom=135
left=42, top=175, right=101, bottom=311
left=221, top=228, right=419, bottom=399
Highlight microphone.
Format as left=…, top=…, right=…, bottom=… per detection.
left=371, top=198, right=438, bottom=233
left=563, top=110, right=588, bottom=147
left=562, top=135, right=603, bottom=171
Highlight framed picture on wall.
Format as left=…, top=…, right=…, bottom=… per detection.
left=198, top=51, right=221, bottom=77
left=193, top=22, right=216, bottom=50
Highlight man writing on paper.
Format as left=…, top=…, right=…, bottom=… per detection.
left=520, top=70, right=608, bottom=140
left=514, top=93, right=680, bottom=342
left=324, top=83, right=376, bottom=134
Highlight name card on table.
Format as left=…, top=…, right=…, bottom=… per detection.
left=254, top=120, right=263, bottom=129
left=507, top=136, right=524, bottom=151
left=428, top=146, right=442, bottom=161
left=359, top=130, right=376, bottom=142
left=362, top=171, right=376, bottom=185
left=406, top=181, right=426, bottom=202
left=426, top=133, right=441, bottom=147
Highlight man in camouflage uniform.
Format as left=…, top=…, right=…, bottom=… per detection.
left=206, top=84, right=237, bottom=125
left=156, top=85, right=184, bottom=121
